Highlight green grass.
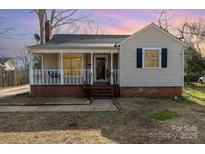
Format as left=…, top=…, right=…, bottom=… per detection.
left=149, top=110, right=179, bottom=121
left=183, top=82, right=205, bottom=106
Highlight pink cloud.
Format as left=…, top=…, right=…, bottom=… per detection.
left=167, top=11, right=201, bottom=28
left=93, top=9, right=154, bottom=19
left=104, top=19, right=149, bottom=34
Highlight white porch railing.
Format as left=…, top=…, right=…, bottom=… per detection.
left=32, top=69, right=119, bottom=85
left=32, top=69, right=92, bottom=85
left=63, top=69, right=92, bottom=85
left=33, top=69, right=61, bottom=85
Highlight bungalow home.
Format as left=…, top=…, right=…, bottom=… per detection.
left=27, top=22, right=185, bottom=97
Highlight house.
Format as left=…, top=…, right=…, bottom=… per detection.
left=0, top=57, right=16, bottom=70
left=27, top=22, right=185, bottom=97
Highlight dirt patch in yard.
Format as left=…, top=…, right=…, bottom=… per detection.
left=0, top=96, right=204, bottom=143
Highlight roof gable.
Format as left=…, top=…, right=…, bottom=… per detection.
left=117, top=23, right=186, bottom=46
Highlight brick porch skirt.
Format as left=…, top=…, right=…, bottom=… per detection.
left=120, top=87, right=182, bottom=97
left=31, top=85, right=182, bottom=97
left=30, top=85, right=85, bottom=97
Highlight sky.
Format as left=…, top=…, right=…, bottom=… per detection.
left=1, top=9, right=205, bottom=58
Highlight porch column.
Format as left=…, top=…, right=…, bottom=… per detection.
left=29, top=52, right=33, bottom=85
left=60, top=52, right=64, bottom=84
left=90, top=52, right=93, bottom=84
left=41, top=54, right=44, bottom=69
left=111, top=52, right=113, bottom=84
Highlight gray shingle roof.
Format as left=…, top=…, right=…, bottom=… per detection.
left=28, top=34, right=130, bottom=49
left=50, top=34, right=130, bottom=43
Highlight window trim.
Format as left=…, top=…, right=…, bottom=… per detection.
left=142, top=48, right=161, bottom=69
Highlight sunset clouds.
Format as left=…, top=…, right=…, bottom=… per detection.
left=1, top=9, right=205, bottom=57
left=86, top=9, right=205, bottom=34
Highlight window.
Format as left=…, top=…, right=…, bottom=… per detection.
left=143, top=48, right=161, bottom=68
left=63, top=54, right=82, bottom=75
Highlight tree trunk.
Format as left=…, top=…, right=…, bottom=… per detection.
left=38, top=9, right=46, bottom=44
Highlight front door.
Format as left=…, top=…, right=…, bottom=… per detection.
left=94, top=55, right=108, bottom=82
left=96, top=57, right=106, bottom=80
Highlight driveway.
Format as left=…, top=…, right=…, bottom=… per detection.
left=0, top=85, right=29, bottom=98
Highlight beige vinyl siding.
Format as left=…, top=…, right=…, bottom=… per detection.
left=120, top=26, right=184, bottom=87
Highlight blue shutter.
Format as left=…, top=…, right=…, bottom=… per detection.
left=137, top=48, right=143, bottom=68
left=161, top=48, right=167, bottom=68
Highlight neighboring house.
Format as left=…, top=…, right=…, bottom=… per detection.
left=27, top=22, right=185, bottom=97
left=0, top=57, right=16, bottom=70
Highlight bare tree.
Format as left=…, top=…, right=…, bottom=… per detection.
left=82, top=19, right=105, bottom=34
left=158, top=9, right=175, bottom=32
left=176, top=19, right=205, bottom=54
left=157, top=9, right=205, bottom=54
left=32, top=9, right=89, bottom=43
left=33, top=9, right=46, bottom=44
left=157, top=10, right=205, bottom=82
left=16, top=47, right=29, bottom=69
left=53, top=19, right=104, bottom=35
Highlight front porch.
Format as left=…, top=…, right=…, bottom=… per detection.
left=29, top=49, right=119, bottom=85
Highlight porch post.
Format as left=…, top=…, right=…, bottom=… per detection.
left=60, top=52, right=64, bottom=84
left=41, top=54, right=44, bottom=69
left=90, top=52, right=93, bottom=84
left=29, top=52, right=33, bottom=85
left=111, top=52, right=113, bottom=84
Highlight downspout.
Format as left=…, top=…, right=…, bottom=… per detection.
left=181, top=47, right=184, bottom=91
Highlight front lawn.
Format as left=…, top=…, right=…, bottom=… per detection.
left=0, top=90, right=205, bottom=143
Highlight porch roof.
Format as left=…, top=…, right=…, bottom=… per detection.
left=28, top=43, right=117, bottom=49
left=28, top=47, right=119, bottom=54
left=27, top=34, right=129, bottom=52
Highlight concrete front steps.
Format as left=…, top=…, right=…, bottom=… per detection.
left=91, top=84, right=115, bottom=98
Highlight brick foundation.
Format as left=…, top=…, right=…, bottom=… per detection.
left=120, top=87, right=182, bottom=97
left=31, top=85, right=182, bottom=97
left=31, top=85, right=85, bottom=97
